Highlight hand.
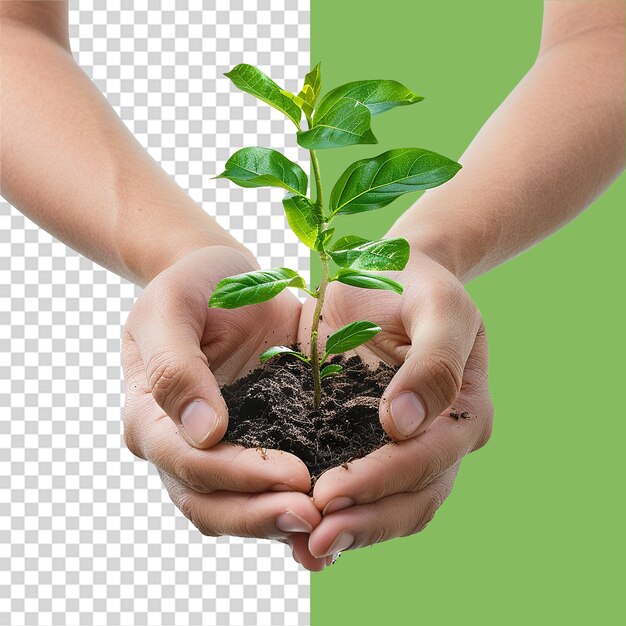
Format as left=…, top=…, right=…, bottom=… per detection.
left=121, top=246, right=326, bottom=568
left=296, top=250, right=493, bottom=561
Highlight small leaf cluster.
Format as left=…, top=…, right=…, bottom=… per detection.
left=209, top=63, right=461, bottom=390
left=258, top=320, right=383, bottom=381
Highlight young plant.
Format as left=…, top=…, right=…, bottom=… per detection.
left=209, top=63, right=461, bottom=409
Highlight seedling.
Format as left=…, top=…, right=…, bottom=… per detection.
left=209, top=63, right=461, bottom=409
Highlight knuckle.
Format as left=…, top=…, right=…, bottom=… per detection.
left=121, top=403, right=144, bottom=459
left=411, top=444, right=447, bottom=490
left=474, top=415, right=494, bottom=452
left=470, top=393, right=495, bottom=453
left=406, top=481, right=451, bottom=537
left=177, top=494, right=218, bottom=537
left=407, top=499, right=439, bottom=537
left=361, top=456, right=407, bottom=502
left=122, top=423, right=143, bottom=459
left=420, top=500, right=439, bottom=531
left=236, top=500, right=259, bottom=538
left=421, top=353, right=463, bottom=408
left=120, top=332, right=147, bottom=390
left=176, top=492, right=195, bottom=522
left=409, top=439, right=457, bottom=492
left=149, top=441, right=213, bottom=494
left=171, top=456, right=211, bottom=494
left=427, top=483, right=447, bottom=511
left=368, top=511, right=397, bottom=546
left=145, top=353, right=191, bottom=410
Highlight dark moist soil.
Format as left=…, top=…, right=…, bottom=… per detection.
left=221, top=354, right=399, bottom=482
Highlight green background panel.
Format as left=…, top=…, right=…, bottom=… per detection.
left=311, top=1, right=625, bottom=624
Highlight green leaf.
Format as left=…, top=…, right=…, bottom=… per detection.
left=260, top=346, right=311, bottom=364
left=296, top=79, right=420, bottom=149
left=208, top=268, right=306, bottom=309
left=297, top=98, right=377, bottom=149
left=324, top=321, right=382, bottom=356
left=328, top=234, right=369, bottom=250
left=280, top=90, right=313, bottom=119
left=216, top=147, right=307, bottom=195
left=333, top=269, right=404, bottom=294
left=300, top=63, right=321, bottom=108
left=318, top=80, right=422, bottom=116
left=329, top=236, right=410, bottom=271
left=330, top=148, right=462, bottom=215
left=279, top=64, right=322, bottom=121
left=321, top=364, right=343, bottom=379
left=225, top=64, right=301, bottom=128
left=314, top=227, right=335, bottom=253
left=282, top=194, right=321, bottom=249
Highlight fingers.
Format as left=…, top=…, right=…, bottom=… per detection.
left=164, top=476, right=329, bottom=572
left=312, top=408, right=485, bottom=513
left=290, top=533, right=332, bottom=572
left=124, top=296, right=229, bottom=449
left=160, top=470, right=322, bottom=540
left=380, top=282, right=483, bottom=440
left=314, top=327, right=492, bottom=513
left=308, top=466, right=459, bottom=558
left=124, top=394, right=312, bottom=494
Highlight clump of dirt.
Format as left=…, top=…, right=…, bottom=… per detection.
left=221, top=354, right=398, bottom=481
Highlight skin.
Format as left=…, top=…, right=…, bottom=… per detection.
left=1, top=1, right=623, bottom=571
left=0, top=1, right=252, bottom=286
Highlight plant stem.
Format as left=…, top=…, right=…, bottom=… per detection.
left=310, top=250, right=329, bottom=409
left=308, top=147, right=327, bottom=409
left=310, top=149, right=324, bottom=215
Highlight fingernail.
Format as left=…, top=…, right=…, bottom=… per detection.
left=180, top=400, right=218, bottom=445
left=276, top=511, right=313, bottom=533
left=390, top=391, right=426, bottom=437
left=318, top=532, right=354, bottom=558
left=322, top=497, right=354, bottom=516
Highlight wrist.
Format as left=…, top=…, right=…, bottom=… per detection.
left=387, top=209, right=494, bottom=284
left=158, top=236, right=258, bottom=281
left=121, top=221, right=257, bottom=287
left=386, top=222, right=464, bottom=281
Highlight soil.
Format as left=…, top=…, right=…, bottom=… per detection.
left=221, top=354, right=399, bottom=482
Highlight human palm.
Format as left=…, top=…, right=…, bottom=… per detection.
left=294, top=252, right=494, bottom=561
left=122, top=247, right=326, bottom=568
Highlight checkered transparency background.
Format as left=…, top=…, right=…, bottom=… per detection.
left=0, top=2, right=311, bottom=625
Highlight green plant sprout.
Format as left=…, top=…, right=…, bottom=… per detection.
left=209, top=63, right=461, bottom=409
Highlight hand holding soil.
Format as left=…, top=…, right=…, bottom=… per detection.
left=121, top=247, right=325, bottom=563
left=298, top=252, right=493, bottom=563
left=121, top=245, right=493, bottom=571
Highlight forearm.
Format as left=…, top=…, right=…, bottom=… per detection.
left=0, top=5, right=252, bottom=286
left=390, top=2, right=624, bottom=283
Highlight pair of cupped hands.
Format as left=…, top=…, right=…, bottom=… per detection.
left=121, top=245, right=493, bottom=571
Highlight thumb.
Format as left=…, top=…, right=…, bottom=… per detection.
left=128, top=314, right=229, bottom=449
left=380, top=306, right=481, bottom=441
